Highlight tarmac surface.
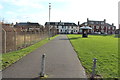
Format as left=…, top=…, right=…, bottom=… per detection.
left=2, top=35, right=87, bottom=79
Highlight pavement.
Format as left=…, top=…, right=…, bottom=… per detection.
left=2, top=35, right=87, bottom=79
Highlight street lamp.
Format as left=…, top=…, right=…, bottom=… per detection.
left=48, top=3, right=51, bottom=40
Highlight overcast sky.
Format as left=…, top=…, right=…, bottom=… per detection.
left=0, top=0, right=119, bottom=28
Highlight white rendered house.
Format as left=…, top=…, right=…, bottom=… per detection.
left=45, top=22, right=79, bottom=34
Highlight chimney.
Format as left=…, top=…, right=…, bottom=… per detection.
left=87, top=18, right=89, bottom=26
left=11, top=23, right=14, bottom=26
left=60, top=20, right=61, bottom=23
left=112, top=23, right=114, bottom=26
left=87, top=18, right=89, bottom=22
left=78, top=21, right=80, bottom=26
left=104, top=19, right=106, bottom=23
left=59, top=20, right=62, bottom=25
left=16, top=22, right=18, bottom=24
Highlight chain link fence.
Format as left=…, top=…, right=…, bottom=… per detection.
left=2, top=26, right=57, bottom=53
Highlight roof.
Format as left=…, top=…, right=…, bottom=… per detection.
left=81, top=22, right=115, bottom=27
left=80, top=22, right=87, bottom=25
left=88, top=20, right=104, bottom=22
left=15, top=22, right=40, bottom=26
left=45, top=22, right=77, bottom=26
left=105, top=23, right=115, bottom=27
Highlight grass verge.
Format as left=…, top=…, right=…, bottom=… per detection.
left=67, top=34, right=118, bottom=78
left=0, top=35, right=59, bottom=70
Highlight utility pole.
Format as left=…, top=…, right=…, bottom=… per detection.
left=48, top=3, right=51, bottom=40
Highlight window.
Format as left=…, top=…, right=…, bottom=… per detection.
left=92, top=26, right=94, bottom=29
left=96, top=26, right=99, bottom=29
left=69, top=26, right=71, bottom=29
left=61, top=29, right=62, bottom=32
left=101, top=26, right=104, bottom=29
left=55, top=23, right=58, bottom=25
left=72, top=26, right=73, bottom=28
left=112, top=27, right=114, bottom=30
left=101, top=30, right=104, bottom=33
left=101, top=22, right=104, bottom=24
left=96, top=22, right=98, bottom=24
left=62, top=26, right=64, bottom=28
left=90, top=22, right=94, bottom=24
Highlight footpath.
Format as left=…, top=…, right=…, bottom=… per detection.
left=2, top=35, right=87, bottom=79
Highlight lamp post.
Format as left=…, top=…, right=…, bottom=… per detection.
left=48, top=3, right=51, bottom=40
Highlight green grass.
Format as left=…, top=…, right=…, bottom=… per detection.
left=0, top=35, right=59, bottom=70
left=67, top=34, right=118, bottom=78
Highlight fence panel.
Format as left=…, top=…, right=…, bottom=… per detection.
left=2, top=26, right=57, bottom=53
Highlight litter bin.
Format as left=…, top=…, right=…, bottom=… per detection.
left=82, top=29, right=88, bottom=37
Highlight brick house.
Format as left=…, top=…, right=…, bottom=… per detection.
left=1, top=22, right=14, bottom=27
left=80, top=18, right=116, bottom=34
left=14, top=22, right=43, bottom=31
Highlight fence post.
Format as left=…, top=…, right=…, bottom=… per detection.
left=24, top=30, right=26, bottom=47
left=39, top=28, right=40, bottom=41
left=0, top=24, right=2, bottom=54
left=13, top=28, right=17, bottom=51
left=2, top=28, right=6, bottom=53
left=27, top=30, right=30, bottom=46
left=30, top=30, right=31, bottom=45
left=40, top=54, right=46, bottom=77
left=91, top=58, right=97, bottom=79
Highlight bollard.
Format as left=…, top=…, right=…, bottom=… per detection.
left=40, top=54, right=46, bottom=77
left=91, top=58, right=97, bottom=79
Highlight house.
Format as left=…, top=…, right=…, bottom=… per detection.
left=115, top=24, right=120, bottom=34
left=80, top=18, right=116, bottom=34
left=115, top=24, right=120, bottom=37
left=1, top=22, right=14, bottom=27
left=45, top=21, right=79, bottom=34
left=14, top=22, right=43, bottom=31
left=115, top=29, right=120, bottom=34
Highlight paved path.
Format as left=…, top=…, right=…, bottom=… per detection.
left=2, top=35, right=87, bottom=78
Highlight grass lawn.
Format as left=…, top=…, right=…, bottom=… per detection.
left=67, top=34, right=118, bottom=78
left=0, top=35, right=59, bottom=70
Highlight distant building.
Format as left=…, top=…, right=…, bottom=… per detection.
left=115, top=24, right=120, bottom=34
left=1, top=22, right=14, bottom=27
left=45, top=21, right=79, bottom=34
left=115, top=29, right=120, bottom=34
left=14, top=22, right=43, bottom=31
left=80, top=18, right=116, bottom=34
